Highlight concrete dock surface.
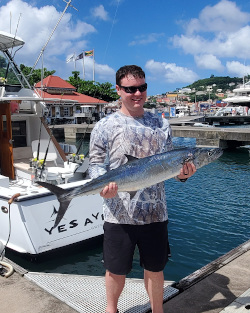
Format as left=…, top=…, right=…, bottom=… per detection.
left=163, top=250, right=250, bottom=313
left=0, top=268, right=78, bottom=313
left=0, top=250, right=249, bottom=313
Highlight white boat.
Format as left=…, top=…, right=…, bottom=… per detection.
left=193, top=122, right=214, bottom=128
left=214, top=106, right=246, bottom=116
left=224, top=81, right=250, bottom=115
left=0, top=31, right=103, bottom=258
left=175, top=105, right=189, bottom=117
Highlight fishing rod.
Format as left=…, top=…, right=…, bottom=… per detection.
left=29, top=0, right=78, bottom=76
left=36, top=118, right=43, bottom=160
left=34, top=118, right=43, bottom=179
left=39, top=120, right=56, bottom=179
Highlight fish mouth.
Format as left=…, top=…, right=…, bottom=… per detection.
left=184, top=147, right=223, bottom=165
left=199, top=147, right=223, bottom=163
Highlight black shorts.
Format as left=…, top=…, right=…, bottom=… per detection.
left=103, top=221, right=170, bottom=275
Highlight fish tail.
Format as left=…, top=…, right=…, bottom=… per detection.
left=36, top=181, right=67, bottom=197
left=36, top=181, right=71, bottom=229
left=53, top=199, right=71, bottom=229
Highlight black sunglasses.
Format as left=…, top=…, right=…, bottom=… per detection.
left=118, top=83, right=147, bottom=94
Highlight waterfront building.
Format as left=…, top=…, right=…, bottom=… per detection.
left=35, top=76, right=107, bottom=124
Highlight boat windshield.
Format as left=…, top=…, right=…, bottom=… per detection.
left=0, top=31, right=26, bottom=87
left=0, top=50, right=22, bottom=86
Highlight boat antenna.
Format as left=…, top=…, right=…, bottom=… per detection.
left=102, top=0, right=120, bottom=62
left=29, top=0, right=78, bottom=76
left=10, top=13, right=22, bottom=58
left=10, top=12, right=12, bottom=33
left=4, top=13, right=22, bottom=81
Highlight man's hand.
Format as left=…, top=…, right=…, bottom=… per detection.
left=177, top=162, right=196, bottom=180
left=100, top=182, right=118, bottom=198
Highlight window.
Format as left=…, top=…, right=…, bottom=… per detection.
left=11, top=121, right=26, bottom=147
left=64, top=107, right=69, bottom=116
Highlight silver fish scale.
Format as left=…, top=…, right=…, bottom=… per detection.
left=60, top=148, right=222, bottom=199
left=25, top=272, right=179, bottom=313
left=39, top=147, right=222, bottom=228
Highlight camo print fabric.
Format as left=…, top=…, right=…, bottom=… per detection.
left=88, top=110, right=173, bottom=225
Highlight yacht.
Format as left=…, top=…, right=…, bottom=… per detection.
left=224, top=81, right=250, bottom=115
left=0, top=31, right=103, bottom=258
left=175, top=105, right=189, bottom=117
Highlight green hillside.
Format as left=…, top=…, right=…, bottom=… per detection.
left=186, top=75, right=247, bottom=92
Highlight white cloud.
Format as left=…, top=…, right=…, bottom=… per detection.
left=91, top=5, right=109, bottom=21
left=145, top=59, right=198, bottom=84
left=95, top=64, right=116, bottom=81
left=186, top=0, right=250, bottom=35
left=62, top=56, right=115, bottom=83
left=194, top=54, right=224, bottom=71
left=81, top=57, right=115, bottom=81
left=226, top=61, right=250, bottom=77
left=173, top=26, right=250, bottom=60
left=129, top=33, right=164, bottom=46
left=0, top=0, right=96, bottom=64
left=171, top=0, right=250, bottom=74
left=0, top=0, right=115, bottom=83
left=172, top=34, right=207, bottom=55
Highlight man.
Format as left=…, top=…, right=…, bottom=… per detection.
left=89, top=65, right=196, bottom=313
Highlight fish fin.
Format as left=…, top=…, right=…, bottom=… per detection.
left=128, top=191, right=137, bottom=199
left=36, top=181, right=71, bottom=230
left=36, top=181, right=66, bottom=197
left=124, top=154, right=138, bottom=163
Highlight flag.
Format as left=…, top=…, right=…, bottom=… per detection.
left=85, top=50, right=94, bottom=57
left=66, top=54, right=75, bottom=63
left=75, top=52, right=84, bottom=61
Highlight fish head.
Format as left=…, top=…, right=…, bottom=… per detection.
left=189, top=147, right=223, bottom=169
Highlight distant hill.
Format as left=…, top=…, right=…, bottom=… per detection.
left=185, top=75, right=247, bottom=92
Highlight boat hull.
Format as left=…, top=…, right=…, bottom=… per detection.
left=0, top=184, right=104, bottom=255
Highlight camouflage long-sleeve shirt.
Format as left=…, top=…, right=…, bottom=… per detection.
left=88, top=110, right=173, bottom=225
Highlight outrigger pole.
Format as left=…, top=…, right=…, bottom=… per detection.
left=29, top=0, right=78, bottom=76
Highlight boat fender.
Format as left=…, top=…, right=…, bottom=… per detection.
left=0, top=261, right=14, bottom=278
left=8, top=193, right=21, bottom=205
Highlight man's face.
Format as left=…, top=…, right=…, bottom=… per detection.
left=116, top=75, right=147, bottom=117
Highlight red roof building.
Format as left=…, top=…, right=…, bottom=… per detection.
left=35, top=75, right=107, bottom=105
left=35, top=75, right=107, bottom=124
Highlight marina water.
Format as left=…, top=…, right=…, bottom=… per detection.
left=6, top=134, right=250, bottom=283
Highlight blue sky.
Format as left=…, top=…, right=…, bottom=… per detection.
left=1, top=0, right=250, bottom=95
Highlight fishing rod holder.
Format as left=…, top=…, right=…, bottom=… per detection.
left=28, top=158, right=47, bottom=182
left=29, top=158, right=45, bottom=169
left=66, top=153, right=85, bottom=164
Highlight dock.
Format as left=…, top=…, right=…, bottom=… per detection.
left=1, top=240, right=249, bottom=313
left=204, top=115, right=250, bottom=126
left=51, top=116, right=250, bottom=149
left=171, top=125, right=250, bottom=148
left=169, top=116, right=250, bottom=148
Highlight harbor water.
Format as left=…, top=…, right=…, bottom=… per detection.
left=6, top=135, right=250, bottom=283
